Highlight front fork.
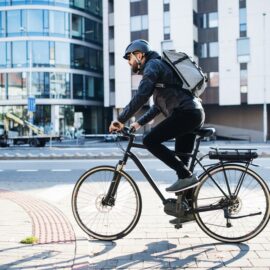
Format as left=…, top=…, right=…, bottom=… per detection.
left=102, top=161, right=124, bottom=206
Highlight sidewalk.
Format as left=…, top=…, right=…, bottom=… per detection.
left=0, top=176, right=270, bottom=269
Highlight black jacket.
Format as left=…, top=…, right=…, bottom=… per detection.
left=118, top=51, right=203, bottom=126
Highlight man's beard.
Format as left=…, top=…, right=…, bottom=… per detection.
left=131, top=62, right=140, bottom=74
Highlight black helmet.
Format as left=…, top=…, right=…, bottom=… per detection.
left=123, top=39, right=151, bottom=59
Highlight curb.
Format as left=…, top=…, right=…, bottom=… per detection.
left=0, top=151, right=270, bottom=160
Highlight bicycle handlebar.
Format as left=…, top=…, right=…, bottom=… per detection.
left=111, top=126, right=136, bottom=137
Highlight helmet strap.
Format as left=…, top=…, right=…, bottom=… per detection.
left=131, top=52, right=144, bottom=72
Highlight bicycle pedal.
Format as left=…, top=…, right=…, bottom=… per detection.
left=175, top=223, right=182, bottom=229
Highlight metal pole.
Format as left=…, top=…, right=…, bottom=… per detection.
left=263, top=13, right=267, bottom=142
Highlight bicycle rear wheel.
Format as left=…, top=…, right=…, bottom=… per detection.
left=193, top=164, right=270, bottom=243
left=72, top=166, right=142, bottom=241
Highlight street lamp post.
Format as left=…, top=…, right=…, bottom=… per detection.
left=20, top=27, right=34, bottom=131
left=263, top=13, right=267, bottom=142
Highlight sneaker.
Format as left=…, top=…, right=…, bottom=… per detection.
left=166, top=174, right=199, bottom=193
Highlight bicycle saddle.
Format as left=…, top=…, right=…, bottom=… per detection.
left=194, top=127, right=215, bottom=138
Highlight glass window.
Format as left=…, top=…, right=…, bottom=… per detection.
left=32, top=41, right=49, bottom=67
left=239, top=8, right=247, bottom=24
left=55, top=42, right=70, bottom=67
left=209, top=42, right=218, bottom=57
left=0, top=73, right=6, bottom=100
left=86, top=0, right=102, bottom=16
left=50, top=73, right=70, bottom=98
left=12, top=41, right=27, bottom=67
left=7, top=10, right=21, bottom=36
left=73, top=74, right=84, bottom=99
left=26, top=10, right=43, bottom=34
left=200, top=43, right=207, bottom=58
left=0, top=42, right=6, bottom=67
left=73, top=45, right=85, bottom=68
left=32, top=72, right=50, bottom=98
left=209, top=12, right=218, bottom=28
left=141, top=15, right=148, bottom=30
left=74, top=0, right=84, bottom=9
left=8, top=72, right=27, bottom=99
left=131, top=15, right=148, bottom=31
left=49, top=10, right=66, bottom=36
left=131, top=16, right=141, bottom=31
left=0, top=11, right=6, bottom=37
left=85, top=76, right=94, bottom=98
left=209, top=72, right=219, bottom=87
left=72, top=14, right=83, bottom=38
left=200, top=14, right=207, bottom=28
left=164, top=11, right=170, bottom=27
left=95, top=78, right=103, bottom=99
left=240, top=23, right=247, bottom=37
left=237, top=38, right=249, bottom=55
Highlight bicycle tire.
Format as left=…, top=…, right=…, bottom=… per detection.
left=193, top=164, right=270, bottom=243
left=72, top=166, right=142, bottom=241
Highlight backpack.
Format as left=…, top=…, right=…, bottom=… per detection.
left=161, top=50, right=207, bottom=97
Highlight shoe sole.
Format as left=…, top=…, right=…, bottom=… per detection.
left=166, top=181, right=200, bottom=193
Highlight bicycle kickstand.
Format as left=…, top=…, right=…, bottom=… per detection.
left=175, top=193, right=183, bottom=229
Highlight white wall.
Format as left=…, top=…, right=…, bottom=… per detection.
left=247, top=0, right=270, bottom=104
left=170, top=0, right=194, bottom=55
left=114, top=0, right=131, bottom=109
left=148, top=0, right=163, bottom=53
left=218, top=0, right=240, bottom=105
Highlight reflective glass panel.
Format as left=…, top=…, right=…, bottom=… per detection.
left=72, top=14, right=82, bottom=38
left=7, top=10, right=21, bottom=36
left=73, top=74, right=84, bottom=99
left=0, top=73, right=6, bottom=100
left=26, top=10, right=43, bottom=34
left=131, top=16, right=141, bottom=31
left=12, top=41, right=27, bottom=67
left=55, top=42, right=70, bottom=67
left=209, top=12, right=218, bottom=28
left=8, top=72, right=27, bottom=99
left=32, top=72, right=49, bottom=98
left=85, top=76, right=94, bottom=98
left=209, top=72, right=219, bottom=87
left=237, top=38, right=249, bottom=56
left=50, top=73, right=70, bottom=98
left=0, top=11, right=6, bottom=37
left=0, top=42, right=6, bottom=67
left=49, top=10, right=66, bottom=36
left=73, top=45, right=85, bottom=68
left=32, top=41, right=49, bottom=66
left=209, top=42, right=218, bottom=57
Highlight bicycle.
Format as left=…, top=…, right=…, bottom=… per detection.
left=72, top=127, right=270, bottom=243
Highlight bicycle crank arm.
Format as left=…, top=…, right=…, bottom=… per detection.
left=225, top=211, right=262, bottom=219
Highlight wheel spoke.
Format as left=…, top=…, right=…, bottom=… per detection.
left=72, top=166, right=141, bottom=240
left=194, top=165, right=270, bottom=242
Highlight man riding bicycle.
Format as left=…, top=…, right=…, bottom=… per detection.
left=109, top=39, right=205, bottom=194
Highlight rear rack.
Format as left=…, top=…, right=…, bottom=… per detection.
left=209, top=148, right=258, bottom=161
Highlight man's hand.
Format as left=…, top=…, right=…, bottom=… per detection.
left=109, top=120, right=124, bottom=133
left=130, top=122, right=141, bottom=131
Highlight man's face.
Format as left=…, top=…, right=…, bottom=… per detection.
left=127, top=52, right=143, bottom=73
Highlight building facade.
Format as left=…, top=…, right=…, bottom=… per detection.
left=103, top=0, right=270, bottom=141
left=0, top=0, right=107, bottom=137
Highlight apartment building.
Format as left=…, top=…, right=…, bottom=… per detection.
left=103, top=0, right=270, bottom=141
left=0, top=0, right=106, bottom=136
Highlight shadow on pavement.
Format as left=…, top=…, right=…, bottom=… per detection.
left=89, top=240, right=249, bottom=269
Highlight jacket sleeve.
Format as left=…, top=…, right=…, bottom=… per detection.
left=137, top=105, right=160, bottom=126
left=117, top=60, right=160, bottom=124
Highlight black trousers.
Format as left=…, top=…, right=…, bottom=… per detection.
left=143, top=109, right=205, bottom=179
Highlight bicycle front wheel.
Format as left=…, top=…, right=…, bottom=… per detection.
left=72, top=166, right=142, bottom=241
left=193, top=164, right=270, bottom=243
